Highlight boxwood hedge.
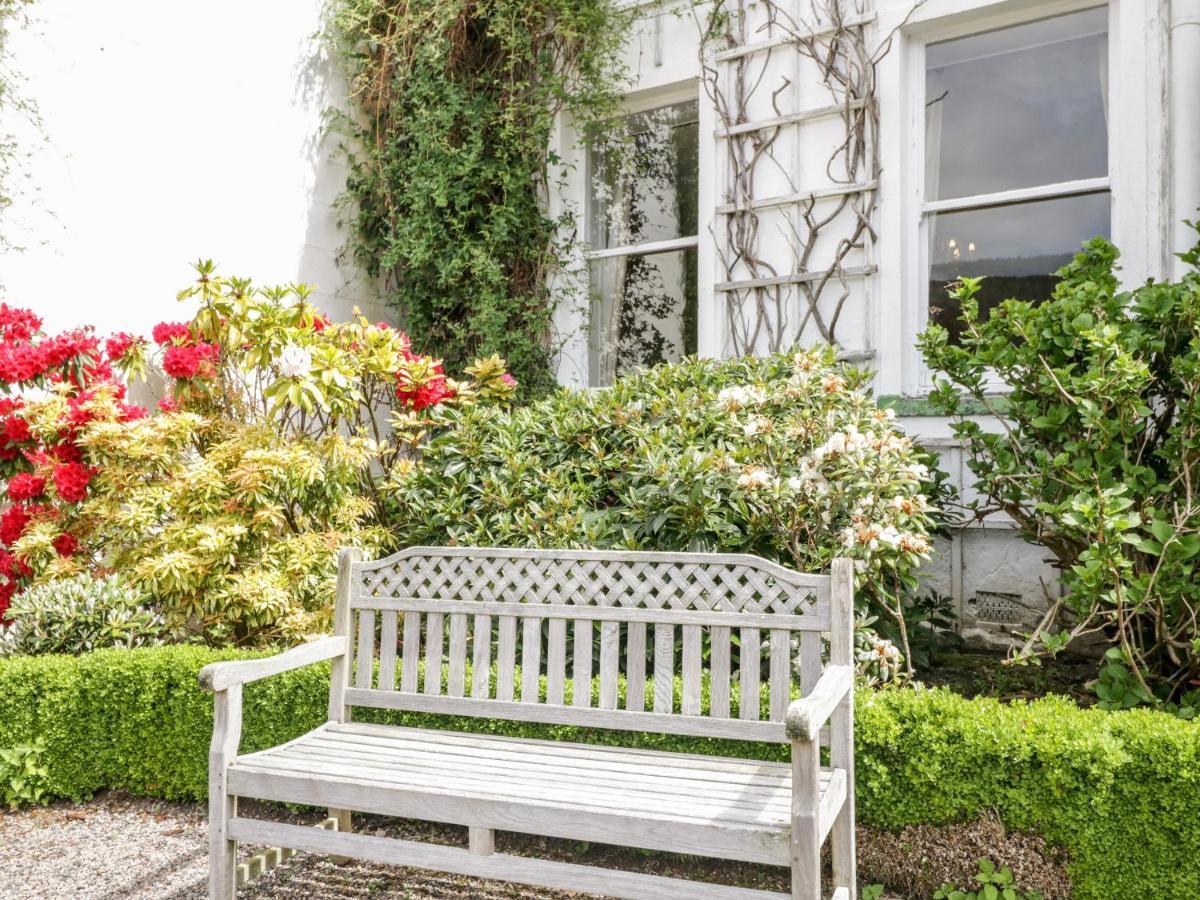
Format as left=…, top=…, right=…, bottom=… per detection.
left=0, top=646, right=1196, bottom=899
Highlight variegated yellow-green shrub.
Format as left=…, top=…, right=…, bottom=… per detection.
left=0, top=264, right=517, bottom=644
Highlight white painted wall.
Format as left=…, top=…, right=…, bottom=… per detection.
left=0, top=0, right=387, bottom=338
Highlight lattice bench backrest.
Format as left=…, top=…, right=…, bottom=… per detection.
left=336, top=546, right=837, bottom=742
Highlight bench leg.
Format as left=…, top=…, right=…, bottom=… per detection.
left=330, top=808, right=353, bottom=865
left=831, top=698, right=856, bottom=900
left=209, top=793, right=237, bottom=899
left=208, top=685, right=242, bottom=900
left=790, top=740, right=821, bottom=900
left=469, top=826, right=495, bottom=856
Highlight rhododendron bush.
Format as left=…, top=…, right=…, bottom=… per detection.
left=387, top=350, right=939, bottom=664
left=0, top=262, right=515, bottom=642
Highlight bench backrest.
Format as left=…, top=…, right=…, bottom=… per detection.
left=332, top=546, right=852, bottom=742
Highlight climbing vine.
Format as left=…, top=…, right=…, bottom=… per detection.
left=693, top=0, right=915, bottom=356
left=328, top=0, right=632, bottom=397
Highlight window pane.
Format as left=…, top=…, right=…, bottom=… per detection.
left=589, top=247, right=698, bottom=387
left=589, top=99, right=699, bottom=250
left=925, top=8, right=1108, bottom=201
left=928, top=192, right=1110, bottom=343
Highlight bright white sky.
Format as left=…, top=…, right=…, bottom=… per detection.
left=0, top=0, right=386, bottom=340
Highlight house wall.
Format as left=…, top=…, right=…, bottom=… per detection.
left=0, top=0, right=386, bottom=337
left=554, top=0, right=1199, bottom=643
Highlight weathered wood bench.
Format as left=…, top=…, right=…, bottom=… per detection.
left=200, top=547, right=857, bottom=900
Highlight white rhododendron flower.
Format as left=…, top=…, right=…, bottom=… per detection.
left=868, top=637, right=902, bottom=665
left=737, top=467, right=775, bottom=489
left=717, top=385, right=765, bottom=411
left=277, top=343, right=312, bottom=379
left=743, top=416, right=769, bottom=436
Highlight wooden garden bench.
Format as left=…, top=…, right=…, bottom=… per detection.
left=200, top=547, right=857, bottom=900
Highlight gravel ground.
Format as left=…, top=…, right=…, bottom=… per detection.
left=0, top=793, right=1067, bottom=899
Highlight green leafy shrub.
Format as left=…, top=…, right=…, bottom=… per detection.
left=934, top=860, right=1044, bottom=900
left=0, top=574, right=170, bottom=655
left=0, top=739, right=47, bottom=807
left=329, top=0, right=631, bottom=396
left=387, top=350, right=940, bottom=668
left=919, top=232, right=1200, bottom=706
left=1, top=646, right=1197, bottom=899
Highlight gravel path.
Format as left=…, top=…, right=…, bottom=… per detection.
left=0, top=794, right=802, bottom=900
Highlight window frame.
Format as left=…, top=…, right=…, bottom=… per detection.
left=885, top=0, right=1170, bottom=399
left=581, top=81, right=704, bottom=386
left=908, top=1, right=1114, bottom=394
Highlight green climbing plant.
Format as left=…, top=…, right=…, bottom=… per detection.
left=328, top=0, right=632, bottom=397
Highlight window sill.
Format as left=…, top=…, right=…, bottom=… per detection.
left=877, top=393, right=1009, bottom=418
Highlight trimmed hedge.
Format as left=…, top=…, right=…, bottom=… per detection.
left=1, top=647, right=1197, bottom=899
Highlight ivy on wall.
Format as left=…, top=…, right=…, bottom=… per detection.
left=329, top=0, right=632, bottom=396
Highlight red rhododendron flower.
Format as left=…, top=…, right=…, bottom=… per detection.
left=52, top=532, right=79, bottom=557
left=52, top=442, right=82, bottom=464
left=4, top=415, right=31, bottom=445
left=53, top=461, right=93, bottom=503
left=311, top=314, right=331, bottom=331
left=158, top=396, right=179, bottom=413
left=0, top=579, right=14, bottom=621
left=120, top=404, right=147, bottom=422
left=0, top=398, right=22, bottom=418
left=0, top=344, right=46, bottom=384
left=0, top=504, right=29, bottom=545
left=163, top=344, right=201, bottom=378
left=395, top=370, right=454, bottom=411
left=105, top=332, right=142, bottom=362
left=152, top=322, right=191, bottom=345
left=6, top=473, right=45, bottom=502
left=0, top=304, right=43, bottom=342
left=163, top=342, right=218, bottom=379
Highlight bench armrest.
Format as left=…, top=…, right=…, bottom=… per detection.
left=198, top=636, right=347, bottom=692
left=784, top=665, right=853, bottom=742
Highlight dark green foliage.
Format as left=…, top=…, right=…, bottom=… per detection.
left=384, top=351, right=940, bottom=657
left=329, top=0, right=630, bottom=396
left=2, top=647, right=1199, bottom=898
left=919, top=232, right=1200, bottom=705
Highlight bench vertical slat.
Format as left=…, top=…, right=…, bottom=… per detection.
left=327, top=547, right=360, bottom=723
left=377, top=611, right=398, bottom=691
left=709, top=625, right=731, bottom=718
left=355, top=610, right=376, bottom=690
left=681, top=625, right=702, bottom=716
left=447, top=613, right=468, bottom=697
left=400, top=613, right=421, bottom=693
left=769, top=629, right=790, bottom=721
left=800, top=631, right=822, bottom=698
left=625, top=622, right=646, bottom=712
left=496, top=616, right=517, bottom=703
left=424, top=612, right=444, bottom=696
left=653, top=623, right=674, bottom=714
left=521, top=617, right=542, bottom=703
left=598, top=621, right=620, bottom=709
left=572, top=620, right=592, bottom=708
left=546, top=618, right=567, bottom=705
left=471, top=614, right=492, bottom=699
left=739, top=627, right=760, bottom=720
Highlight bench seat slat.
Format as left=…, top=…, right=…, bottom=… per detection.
left=252, top=748, right=796, bottom=822
left=227, top=724, right=845, bottom=866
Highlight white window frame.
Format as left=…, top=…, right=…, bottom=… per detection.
left=889, top=0, right=1169, bottom=397
left=581, top=80, right=704, bottom=387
